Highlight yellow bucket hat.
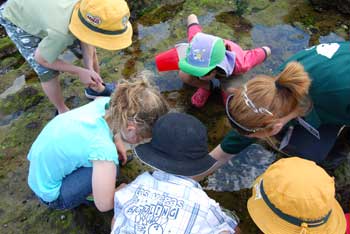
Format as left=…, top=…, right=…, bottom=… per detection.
left=69, top=0, right=132, bottom=50
left=248, top=157, right=346, bottom=234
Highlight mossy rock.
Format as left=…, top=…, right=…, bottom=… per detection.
left=310, top=0, right=350, bottom=15
left=244, top=0, right=295, bottom=26
left=0, top=37, right=17, bottom=59
left=0, top=53, right=24, bottom=72
left=284, top=1, right=350, bottom=43
left=334, top=159, right=350, bottom=212
left=183, top=0, right=234, bottom=13
left=0, top=86, right=44, bottom=115
left=137, top=2, right=184, bottom=26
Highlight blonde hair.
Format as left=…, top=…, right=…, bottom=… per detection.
left=229, top=62, right=311, bottom=134
left=105, top=73, right=169, bottom=138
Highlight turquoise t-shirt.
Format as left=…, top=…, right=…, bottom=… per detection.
left=28, top=97, right=119, bottom=202
left=221, top=42, right=350, bottom=154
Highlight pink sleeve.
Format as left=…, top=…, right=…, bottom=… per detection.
left=224, top=40, right=267, bottom=75
left=187, top=24, right=202, bottom=42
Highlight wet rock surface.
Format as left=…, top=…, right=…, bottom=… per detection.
left=310, top=0, right=350, bottom=15
left=0, top=0, right=349, bottom=233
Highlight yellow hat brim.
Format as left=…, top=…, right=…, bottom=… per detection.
left=69, top=3, right=132, bottom=51
left=247, top=178, right=346, bottom=234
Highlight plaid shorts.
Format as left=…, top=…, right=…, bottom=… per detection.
left=0, top=4, right=81, bottom=82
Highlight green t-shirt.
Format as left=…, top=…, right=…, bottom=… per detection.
left=221, top=42, right=350, bottom=154
left=3, top=0, right=79, bottom=63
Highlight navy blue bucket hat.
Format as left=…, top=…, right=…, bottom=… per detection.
left=134, top=112, right=217, bottom=176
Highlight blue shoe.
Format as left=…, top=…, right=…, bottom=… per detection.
left=84, top=82, right=116, bottom=99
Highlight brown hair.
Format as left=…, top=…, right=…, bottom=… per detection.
left=229, top=62, right=312, bottom=134
left=105, top=72, right=169, bottom=138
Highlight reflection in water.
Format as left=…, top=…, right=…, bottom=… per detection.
left=319, top=32, right=345, bottom=43
left=137, top=22, right=171, bottom=50
left=205, top=144, right=275, bottom=192
left=0, top=75, right=25, bottom=99
left=252, top=24, right=310, bottom=71
left=0, top=110, right=23, bottom=126
left=152, top=70, right=183, bottom=92
left=196, top=12, right=216, bottom=26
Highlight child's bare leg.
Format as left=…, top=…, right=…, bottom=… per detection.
left=41, top=77, right=69, bottom=114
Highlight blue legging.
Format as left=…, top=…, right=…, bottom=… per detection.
left=40, top=167, right=94, bottom=210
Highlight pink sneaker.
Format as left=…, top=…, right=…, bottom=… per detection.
left=191, top=88, right=211, bottom=108
left=221, top=90, right=229, bottom=105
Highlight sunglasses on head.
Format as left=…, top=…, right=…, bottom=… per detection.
left=225, top=94, right=271, bottom=134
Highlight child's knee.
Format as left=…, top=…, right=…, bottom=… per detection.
left=179, top=71, right=195, bottom=83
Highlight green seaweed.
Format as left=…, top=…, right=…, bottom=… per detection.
left=284, top=2, right=350, bottom=44
left=0, top=37, right=17, bottom=59
left=137, top=2, right=184, bottom=26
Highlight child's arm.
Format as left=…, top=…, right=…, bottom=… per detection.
left=234, top=227, right=241, bottom=234
left=210, top=144, right=236, bottom=165
left=219, top=229, right=241, bottom=234
left=191, top=144, right=235, bottom=181
left=114, top=134, right=128, bottom=165
left=92, top=160, right=117, bottom=212
left=220, top=226, right=242, bottom=234
left=110, top=183, right=128, bottom=233
left=81, top=42, right=100, bottom=75
left=80, top=42, right=105, bottom=92
left=111, top=217, right=115, bottom=232
left=34, top=48, right=103, bottom=87
left=206, top=200, right=239, bottom=233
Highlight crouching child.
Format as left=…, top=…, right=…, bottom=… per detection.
left=111, top=112, right=240, bottom=233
